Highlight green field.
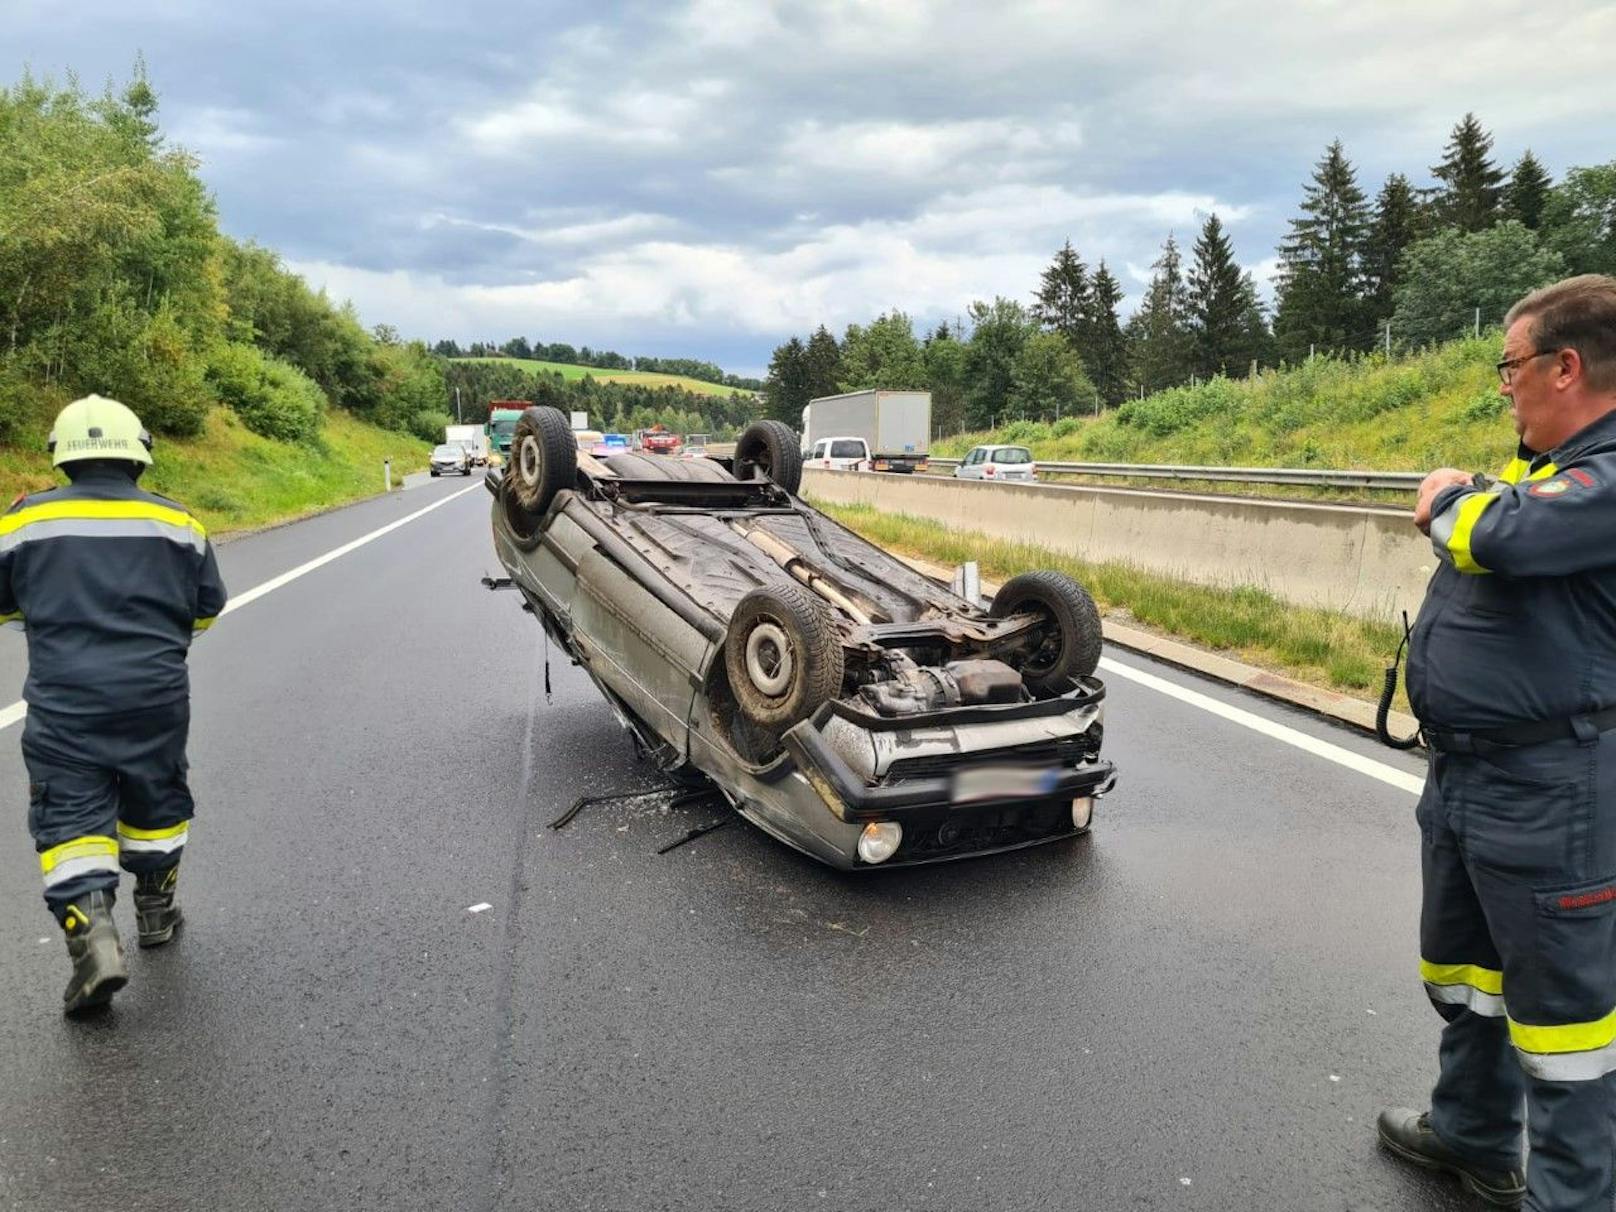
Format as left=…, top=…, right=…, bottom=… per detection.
left=0, top=409, right=431, bottom=536
left=937, top=334, right=1515, bottom=473
left=454, top=357, right=753, bottom=398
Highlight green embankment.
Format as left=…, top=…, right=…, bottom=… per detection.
left=825, top=337, right=1524, bottom=709
left=936, top=335, right=1514, bottom=473
left=0, top=408, right=430, bottom=536
left=454, top=357, right=751, bottom=398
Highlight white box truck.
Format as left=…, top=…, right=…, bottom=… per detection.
left=446, top=423, right=489, bottom=466
left=801, top=390, right=931, bottom=473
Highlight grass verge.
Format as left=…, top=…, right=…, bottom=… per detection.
left=453, top=357, right=752, bottom=398
left=815, top=500, right=1410, bottom=709
left=0, top=407, right=431, bottom=536
left=933, top=334, right=1516, bottom=477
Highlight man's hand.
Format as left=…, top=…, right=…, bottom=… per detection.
left=1414, top=467, right=1477, bottom=535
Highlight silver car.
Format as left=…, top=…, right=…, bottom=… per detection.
left=954, top=444, right=1037, bottom=483
left=487, top=407, right=1116, bottom=870
left=430, top=443, right=472, bottom=477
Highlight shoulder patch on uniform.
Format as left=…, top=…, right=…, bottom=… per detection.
left=1530, top=477, right=1575, bottom=497
left=1567, top=468, right=1597, bottom=488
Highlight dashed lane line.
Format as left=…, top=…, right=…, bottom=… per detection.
left=0, top=481, right=484, bottom=732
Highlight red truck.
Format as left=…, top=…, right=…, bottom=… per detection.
left=640, top=427, right=682, bottom=455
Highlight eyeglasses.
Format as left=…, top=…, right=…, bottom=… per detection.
left=1496, top=349, right=1558, bottom=385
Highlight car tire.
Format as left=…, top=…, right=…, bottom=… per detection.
left=499, top=472, right=544, bottom=552
left=734, top=420, right=803, bottom=495
left=725, top=583, right=843, bottom=731
left=989, top=570, right=1103, bottom=690
left=510, top=406, right=577, bottom=518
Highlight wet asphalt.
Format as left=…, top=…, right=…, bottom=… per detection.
left=0, top=475, right=1478, bottom=1211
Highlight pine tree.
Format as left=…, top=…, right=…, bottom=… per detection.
left=763, top=336, right=809, bottom=425
left=1361, top=173, right=1423, bottom=329
left=1031, top=241, right=1092, bottom=350
left=1273, top=140, right=1370, bottom=360
left=1086, top=262, right=1129, bottom=406
left=802, top=325, right=842, bottom=400
left=1504, top=150, right=1552, bottom=230
left=1127, top=234, right=1193, bottom=394
left=1187, top=214, right=1258, bottom=378
left=1432, top=113, right=1504, bottom=232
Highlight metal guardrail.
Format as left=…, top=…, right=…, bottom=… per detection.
left=920, top=458, right=1423, bottom=492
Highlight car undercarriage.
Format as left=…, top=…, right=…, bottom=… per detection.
left=487, top=407, right=1117, bottom=869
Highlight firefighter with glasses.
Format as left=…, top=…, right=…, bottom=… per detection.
left=0, top=395, right=226, bottom=1015
left=1378, top=275, right=1616, bottom=1209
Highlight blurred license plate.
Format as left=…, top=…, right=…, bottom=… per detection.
left=950, top=764, right=1062, bottom=804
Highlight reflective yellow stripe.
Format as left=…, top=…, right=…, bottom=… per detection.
left=1510, top=1006, right=1616, bottom=1054
left=116, top=821, right=188, bottom=842
left=1498, top=457, right=1531, bottom=485
left=0, top=610, right=21, bottom=623
left=193, top=616, right=216, bottom=632
left=1420, top=960, right=1504, bottom=996
left=1527, top=461, right=1559, bottom=482
left=1445, top=493, right=1497, bottom=573
left=39, top=835, right=118, bottom=874
left=0, top=499, right=205, bottom=539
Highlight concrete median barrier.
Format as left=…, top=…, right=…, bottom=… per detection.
left=802, top=468, right=1434, bottom=622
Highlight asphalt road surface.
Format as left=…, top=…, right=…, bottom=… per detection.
left=0, top=476, right=1474, bottom=1211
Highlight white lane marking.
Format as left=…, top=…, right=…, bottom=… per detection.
left=0, top=481, right=484, bottom=732
left=1098, top=655, right=1425, bottom=796
left=467, top=902, right=492, bottom=914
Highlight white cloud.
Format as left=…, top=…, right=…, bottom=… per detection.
left=460, top=80, right=730, bottom=154
left=288, top=181, right=1248, bottom=345
left=165, top=106, right=282, bottom=160
left=421, top=210, right=679, bottom=248
left=774, top=117, right=1082, bottom=186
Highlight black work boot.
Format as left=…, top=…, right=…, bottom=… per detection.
left=1377, top=1107, right=1524, bottom=1208
left=133, top=864, right=183, bottom=948
left=60, top=891, right=128, bottom=1016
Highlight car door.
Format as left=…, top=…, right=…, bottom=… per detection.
left=956, top=447, right=983, bottom=479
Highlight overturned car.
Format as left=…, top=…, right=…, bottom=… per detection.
left=487, top=406, right=1117, bottom=869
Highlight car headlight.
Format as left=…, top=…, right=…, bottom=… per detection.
left=1071, top=796, right=1094, bottom=830
left=857, top=821, right=903, bottom=864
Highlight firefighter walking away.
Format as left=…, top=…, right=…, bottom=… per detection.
left=0, top=395, right=227, bottom=1015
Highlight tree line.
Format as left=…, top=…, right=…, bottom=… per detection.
left=764, top=113, right=1616, bottom=433
left=434, top=336, right=764, bottom=391
left=443, top=359, right=762, bottom=439
left=0, top=68, right=453, bottom=448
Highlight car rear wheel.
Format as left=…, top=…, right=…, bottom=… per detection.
left=725, top=583, right=843, bottom=730
left=734, top=420, right=803, bottom=495
left=510, top=406, right=577, bottom=517
left=989, top=570, right=1103, bottom=691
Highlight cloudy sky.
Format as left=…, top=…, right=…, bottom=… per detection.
left=10, top=0, right=1615, bottom=374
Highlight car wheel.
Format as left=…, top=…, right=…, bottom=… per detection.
left=734, top=420, right=803, bottom=495
left=510, top=406, right=578, bottom=518
left=430, top=469, right=440, bottom=477
left=989, top=570, right=1103, bottom=690
left=725, top=583, right=843, bottom=730
left=499, top=472, right=544, bottom=551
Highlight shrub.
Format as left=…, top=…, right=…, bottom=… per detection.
left=408, top=409, right=454, bottom=443
left=206, top=342, right=326, bottom=442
